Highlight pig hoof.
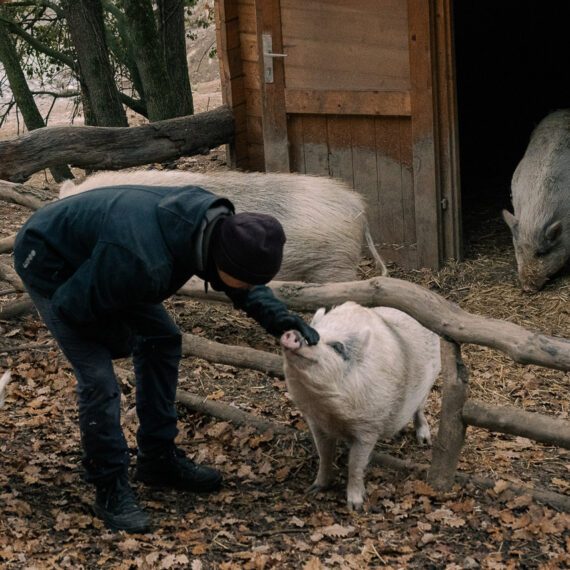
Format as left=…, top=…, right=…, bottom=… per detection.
left=416, top=426, right=432, bottom=446
left=346, top=488, right=365, bottom=512
left=347, top=497, right=364, bottom=512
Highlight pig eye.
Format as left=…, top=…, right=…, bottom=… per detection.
left=535, top=246, right=551, bottom=258
left=328, top=341, right=348, bottom=360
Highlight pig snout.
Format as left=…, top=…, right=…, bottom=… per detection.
left=280, top=330, right=305, bottom=351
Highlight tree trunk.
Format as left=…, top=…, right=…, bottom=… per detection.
left=103, top=10, right=147, bottom=117
left=119, top=0, right=180, bottom=121
left=157, top=0, right=194, bottom=116
left=0, top=179, right=53, bottom=210
left=62, top=0, right=128, bottom=127
left=0, top=106, right=234, bottom=181
left=0, top=14, right=73, bottom=182
left=0, top=23, right=44, bottom=132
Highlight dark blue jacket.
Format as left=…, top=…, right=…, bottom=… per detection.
left=14, top=184, right=292, bottom=335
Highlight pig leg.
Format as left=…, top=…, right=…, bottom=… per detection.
left=413, top=402, right=431, bottom=445
left=306, top=418, right=336, bottom=493
left=346, top=437, right=377, bottom=511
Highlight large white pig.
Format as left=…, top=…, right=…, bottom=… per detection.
left=60, top=170, right=388, bottom=283
left=280, top=301, right=441, bottom=511
left=502, top=109, right=570, bottom=292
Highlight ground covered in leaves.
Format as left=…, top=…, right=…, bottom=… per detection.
left=1, top=154, right=570, bottom=569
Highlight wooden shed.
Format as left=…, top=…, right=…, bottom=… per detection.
left=214, top=0, right=569, bottom=270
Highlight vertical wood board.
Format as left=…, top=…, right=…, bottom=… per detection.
left=326, top=117, right=355, bottom=187
left=287, top=115, right=305, bottom=174
left=256, top=0, right=290, bottom=172
left=375, top=117, right=405, bottom=247
left=299, top=115, right=330, bottom=177
left=434, top=0, right=462, bottom=261
left=408, top=0, right=441, bottom=268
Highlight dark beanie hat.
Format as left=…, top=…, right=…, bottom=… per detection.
left=212, top=213, right=286, bottom=285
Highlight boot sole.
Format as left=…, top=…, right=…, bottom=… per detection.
left=92, top=503, right=151, bottom=534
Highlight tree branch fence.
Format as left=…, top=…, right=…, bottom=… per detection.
left=177, top=277, right=570, bottom=510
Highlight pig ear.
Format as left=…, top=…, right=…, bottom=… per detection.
left=502, top=209, right=519, bottom=235
left=311, top=307, right=327, bottom=327
left=544, top=220, right=562, bottom=243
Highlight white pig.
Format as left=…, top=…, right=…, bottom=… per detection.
left=59, top=170, right=388, bottom=283
left=280, top=301, right=440, bottom=511
left=502, top=109, right=570, bottom=292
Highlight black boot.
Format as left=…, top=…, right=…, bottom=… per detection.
left=93, top=473, right=150, bottom=533
left=134, top=446, right=222, bottom=492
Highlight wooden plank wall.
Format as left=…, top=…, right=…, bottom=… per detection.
left=216, top=0, right=448, bottom=269
left=281, top=0, right=418, bottom=267
left=280, top=0, right=410, bottom=91
left=288, top=115, right=417, bottom=268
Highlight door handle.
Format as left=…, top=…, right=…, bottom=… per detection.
left=262, top=33, right=287, bottom=83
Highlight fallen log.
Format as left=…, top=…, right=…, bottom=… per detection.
left=182, top=333, right=283, bottom=377
left=178, top=277, right=570, bottom=372
left=0, top=297, right=34, bottom=320
left=0, top=261, right=24, bottom=291
left=0, top=106, right=235, bottom=182
left=0, top=233, right=16, bottom=254
left=0, top=179, right=55, bottom=209
left=463, top=400, right=570, bottom=450
left=117, top=366, right=287, bottom=434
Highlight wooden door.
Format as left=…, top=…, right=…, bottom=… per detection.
left=255, top=0, right=460, bottom=269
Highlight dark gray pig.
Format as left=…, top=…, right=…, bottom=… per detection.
left=60, top=170, right=388, bottom=283
left=281, top=301, right=440, bottom=511
left=502, top=109, right=570, bottom=292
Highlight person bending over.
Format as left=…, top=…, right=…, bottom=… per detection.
left=14, top=181, right=319, bottom=533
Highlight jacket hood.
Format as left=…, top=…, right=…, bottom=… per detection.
left=156, top=186, right=234, bottom=258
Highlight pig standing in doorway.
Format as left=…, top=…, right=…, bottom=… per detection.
left=280, top=301, right=441, bottom=511
left=503, top=109, right=570, bottom=292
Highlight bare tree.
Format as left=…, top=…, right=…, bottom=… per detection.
left=1, top=0, right=197, bottom=128
left=157, top=0, right=193, bottom=116
left=61, top=0, right=128, bottom=126
left=0, top=8, right=72, bottom=180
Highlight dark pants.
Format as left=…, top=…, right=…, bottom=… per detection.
left=26, top=288, right=182, bottom=484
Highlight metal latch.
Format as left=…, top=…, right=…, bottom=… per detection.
left=262, top=33, right=287, bottom=83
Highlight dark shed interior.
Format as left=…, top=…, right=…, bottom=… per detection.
left=453, top=1, right=569, bottom=247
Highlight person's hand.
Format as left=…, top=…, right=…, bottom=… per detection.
left=274, top=314, right=320, bottom=345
